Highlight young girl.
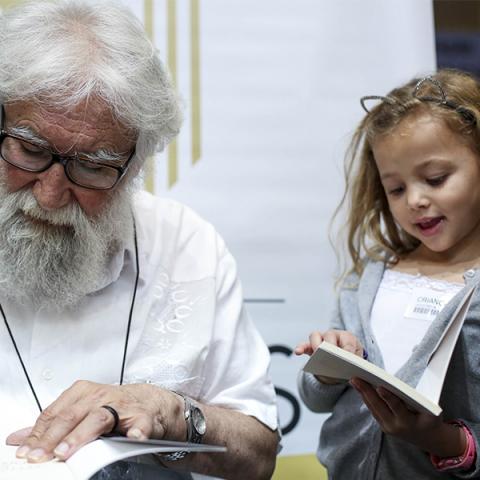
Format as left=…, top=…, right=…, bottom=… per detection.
left=296, top=69, right=480, bottom=479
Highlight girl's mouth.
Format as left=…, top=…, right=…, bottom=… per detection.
left=416, top=216, right=445, bottom=236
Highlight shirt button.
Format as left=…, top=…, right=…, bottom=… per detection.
left=465, top=269, right=476, bottom=278
left=42, top=369, right=53, bottom=381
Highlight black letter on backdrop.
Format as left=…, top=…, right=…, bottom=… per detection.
left=269, top=345, right=301, bottom=435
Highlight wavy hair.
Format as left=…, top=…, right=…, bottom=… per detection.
left=0, top=0, right=182, bottom=165
left=337, top=69, right=480, bottom=277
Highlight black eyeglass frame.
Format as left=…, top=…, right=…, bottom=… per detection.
left=359, top=76, right=477, bottom=125
left=0, top=106, right=136, bottom=190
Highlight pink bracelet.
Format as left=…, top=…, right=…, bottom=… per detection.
left=430, top=421, right=476, bottom=472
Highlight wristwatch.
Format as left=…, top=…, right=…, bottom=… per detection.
left=162, top=392, right=206, bottom=462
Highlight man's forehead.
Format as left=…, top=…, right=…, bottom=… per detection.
left=6, top=99, right=120, bottom=128
left=4, top=100, right=136, bottom=154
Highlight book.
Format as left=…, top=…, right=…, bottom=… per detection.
left=303, top=285, right=476, bottom=417
left=0, top=437, right=226, bottom=479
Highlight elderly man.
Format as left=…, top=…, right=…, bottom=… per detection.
left=0, top=1, right=278, bottom=478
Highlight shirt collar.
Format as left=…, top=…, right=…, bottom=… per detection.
left=91, top=218, right=136, bottom=293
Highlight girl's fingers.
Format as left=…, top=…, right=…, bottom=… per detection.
left=309, top=331, right=324, bottom=350
left=322, top=330, right=339, bottom=346
left=377, top=387, right=411, bottom=418
left=335, top=331, right=363, bottom=356
left=294, top=342, right=313, bottom=355
left=351, top=379, right=394, bottom=421
left=297, top=330, right=365, bottom=358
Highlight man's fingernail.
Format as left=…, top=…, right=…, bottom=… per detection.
left=128, top=428, right=145, bottom=440
left=54, top=442, right=70, bottom=457
left=27, top=448, right=46, bottom=461
left=16, top=445, right=30, bottom=458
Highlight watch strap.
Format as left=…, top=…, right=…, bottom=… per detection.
left=161, top=391, right=204, bottom=462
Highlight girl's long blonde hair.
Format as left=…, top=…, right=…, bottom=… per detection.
left=337, top=69, right=480, bottom=277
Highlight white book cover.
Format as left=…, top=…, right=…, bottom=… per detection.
left=0, top=437, right=226, bottom=479
left=303, top=286, right=476, bottom=416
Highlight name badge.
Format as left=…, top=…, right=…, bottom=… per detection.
left=405, top=288, right=449, bottom=321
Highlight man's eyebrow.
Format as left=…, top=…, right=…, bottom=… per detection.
left=81, top=149, right=126, bottom=166
left=8, top=126, right=127, bottom=165
left=8, top=125, right=50, bottom=148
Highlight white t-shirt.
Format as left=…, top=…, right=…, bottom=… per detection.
left=371, top=269, right=463, bottom=374
left=0, top=190, right=278, bottom=438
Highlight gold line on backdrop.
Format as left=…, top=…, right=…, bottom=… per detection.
left=191, top=0, right=201, bottom=164
left=0, top=0, right=17, bottom=8
left=167, top=0, right=178, bottom=187
left=143, top=0, right=155, bottom=193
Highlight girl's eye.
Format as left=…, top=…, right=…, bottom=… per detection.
left=426, top=175, right=448, bottom=186
left=387, top=186, right=404, bottom=196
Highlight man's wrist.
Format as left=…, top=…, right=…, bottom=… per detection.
left=161, top=392, right=206, bottom=462
left=168, top=390, right=189, bottom=442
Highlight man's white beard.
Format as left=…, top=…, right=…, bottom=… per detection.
left=0, top=182, right=133, bottom=311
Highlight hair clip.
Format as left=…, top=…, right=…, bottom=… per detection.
left=360, top=95, right=398, bottom=113
left=413, top=76, right=447, bottom=103
left=414, top=76, right=476, bottom=125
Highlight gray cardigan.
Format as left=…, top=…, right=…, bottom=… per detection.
left=298, top=260, right=480, bottom=479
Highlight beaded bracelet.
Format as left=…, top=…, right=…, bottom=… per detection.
left=430, top=421, right=476, bottom=472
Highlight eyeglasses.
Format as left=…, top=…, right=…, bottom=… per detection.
left=0, top=107, right=136, bottom=190
left=360, top=76, right=476, bottom=125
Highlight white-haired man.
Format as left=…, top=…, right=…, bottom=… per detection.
left=0, top=1, right=278, bottom=479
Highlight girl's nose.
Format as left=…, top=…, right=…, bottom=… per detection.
left=31, top=163, right=72, bottom=211
left=406, top=187, right=430, bottom=210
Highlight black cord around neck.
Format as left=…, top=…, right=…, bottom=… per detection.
left=0, top=219, right=140, bottom=413
left=0, top=301, right=42, bottom=412
left=120, top=220, right=139, bottom=385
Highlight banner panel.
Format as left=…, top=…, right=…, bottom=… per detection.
left=155, top=0, right=436, bottom=457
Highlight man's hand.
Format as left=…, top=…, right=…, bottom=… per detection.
left=6, top=381, right=184, bottom=463
left=6, top=381, right=277, bottom=480
left=295, top=329, right=365, bottom=384
left=351, top=378, right=466, bottom=458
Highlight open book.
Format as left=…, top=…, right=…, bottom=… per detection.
left=0, top=437, right=226, bottom=479
left=303, top=285, right=476, bottom=417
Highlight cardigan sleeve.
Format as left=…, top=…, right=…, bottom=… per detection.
left=297, top=289, right=351, bottom=413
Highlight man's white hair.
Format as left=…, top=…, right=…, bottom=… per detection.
left=0, top=0, right=182, bottom=165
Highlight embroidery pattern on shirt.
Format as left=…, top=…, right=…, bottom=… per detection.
left=126, top=268, right=212, bottom=397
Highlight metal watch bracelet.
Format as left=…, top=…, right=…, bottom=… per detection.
left=162, top=391, right=206, bottom=462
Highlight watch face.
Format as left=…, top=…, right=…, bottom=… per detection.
left=192, top=407, right=206, bottom=435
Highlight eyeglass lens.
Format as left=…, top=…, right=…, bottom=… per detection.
left=0, top=135, right=121, bottom=189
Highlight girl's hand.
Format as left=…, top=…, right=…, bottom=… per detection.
left=294, top=329, right=364, bottom=356
left=351, top=378, right=466, bottom=458
left=295, top=329, right=365, bottom=385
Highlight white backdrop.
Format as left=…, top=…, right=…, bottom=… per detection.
left=124, top=0, right=437, bottom=459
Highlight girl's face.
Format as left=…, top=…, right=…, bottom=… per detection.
left=372, top=112, right=480, bottom=262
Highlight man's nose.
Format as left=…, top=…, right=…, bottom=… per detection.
left=31, top=163, right=72, bottom=210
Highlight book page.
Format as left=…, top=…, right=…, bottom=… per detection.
left=67, top=438, right=227, bottom=479
left=415, top=286, right=476, bottom=403
left=0, top=445, right=71, bottom=480
left=304, top=342, right=442, bottom=416
left=0, top=438, right=226, bottom=480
